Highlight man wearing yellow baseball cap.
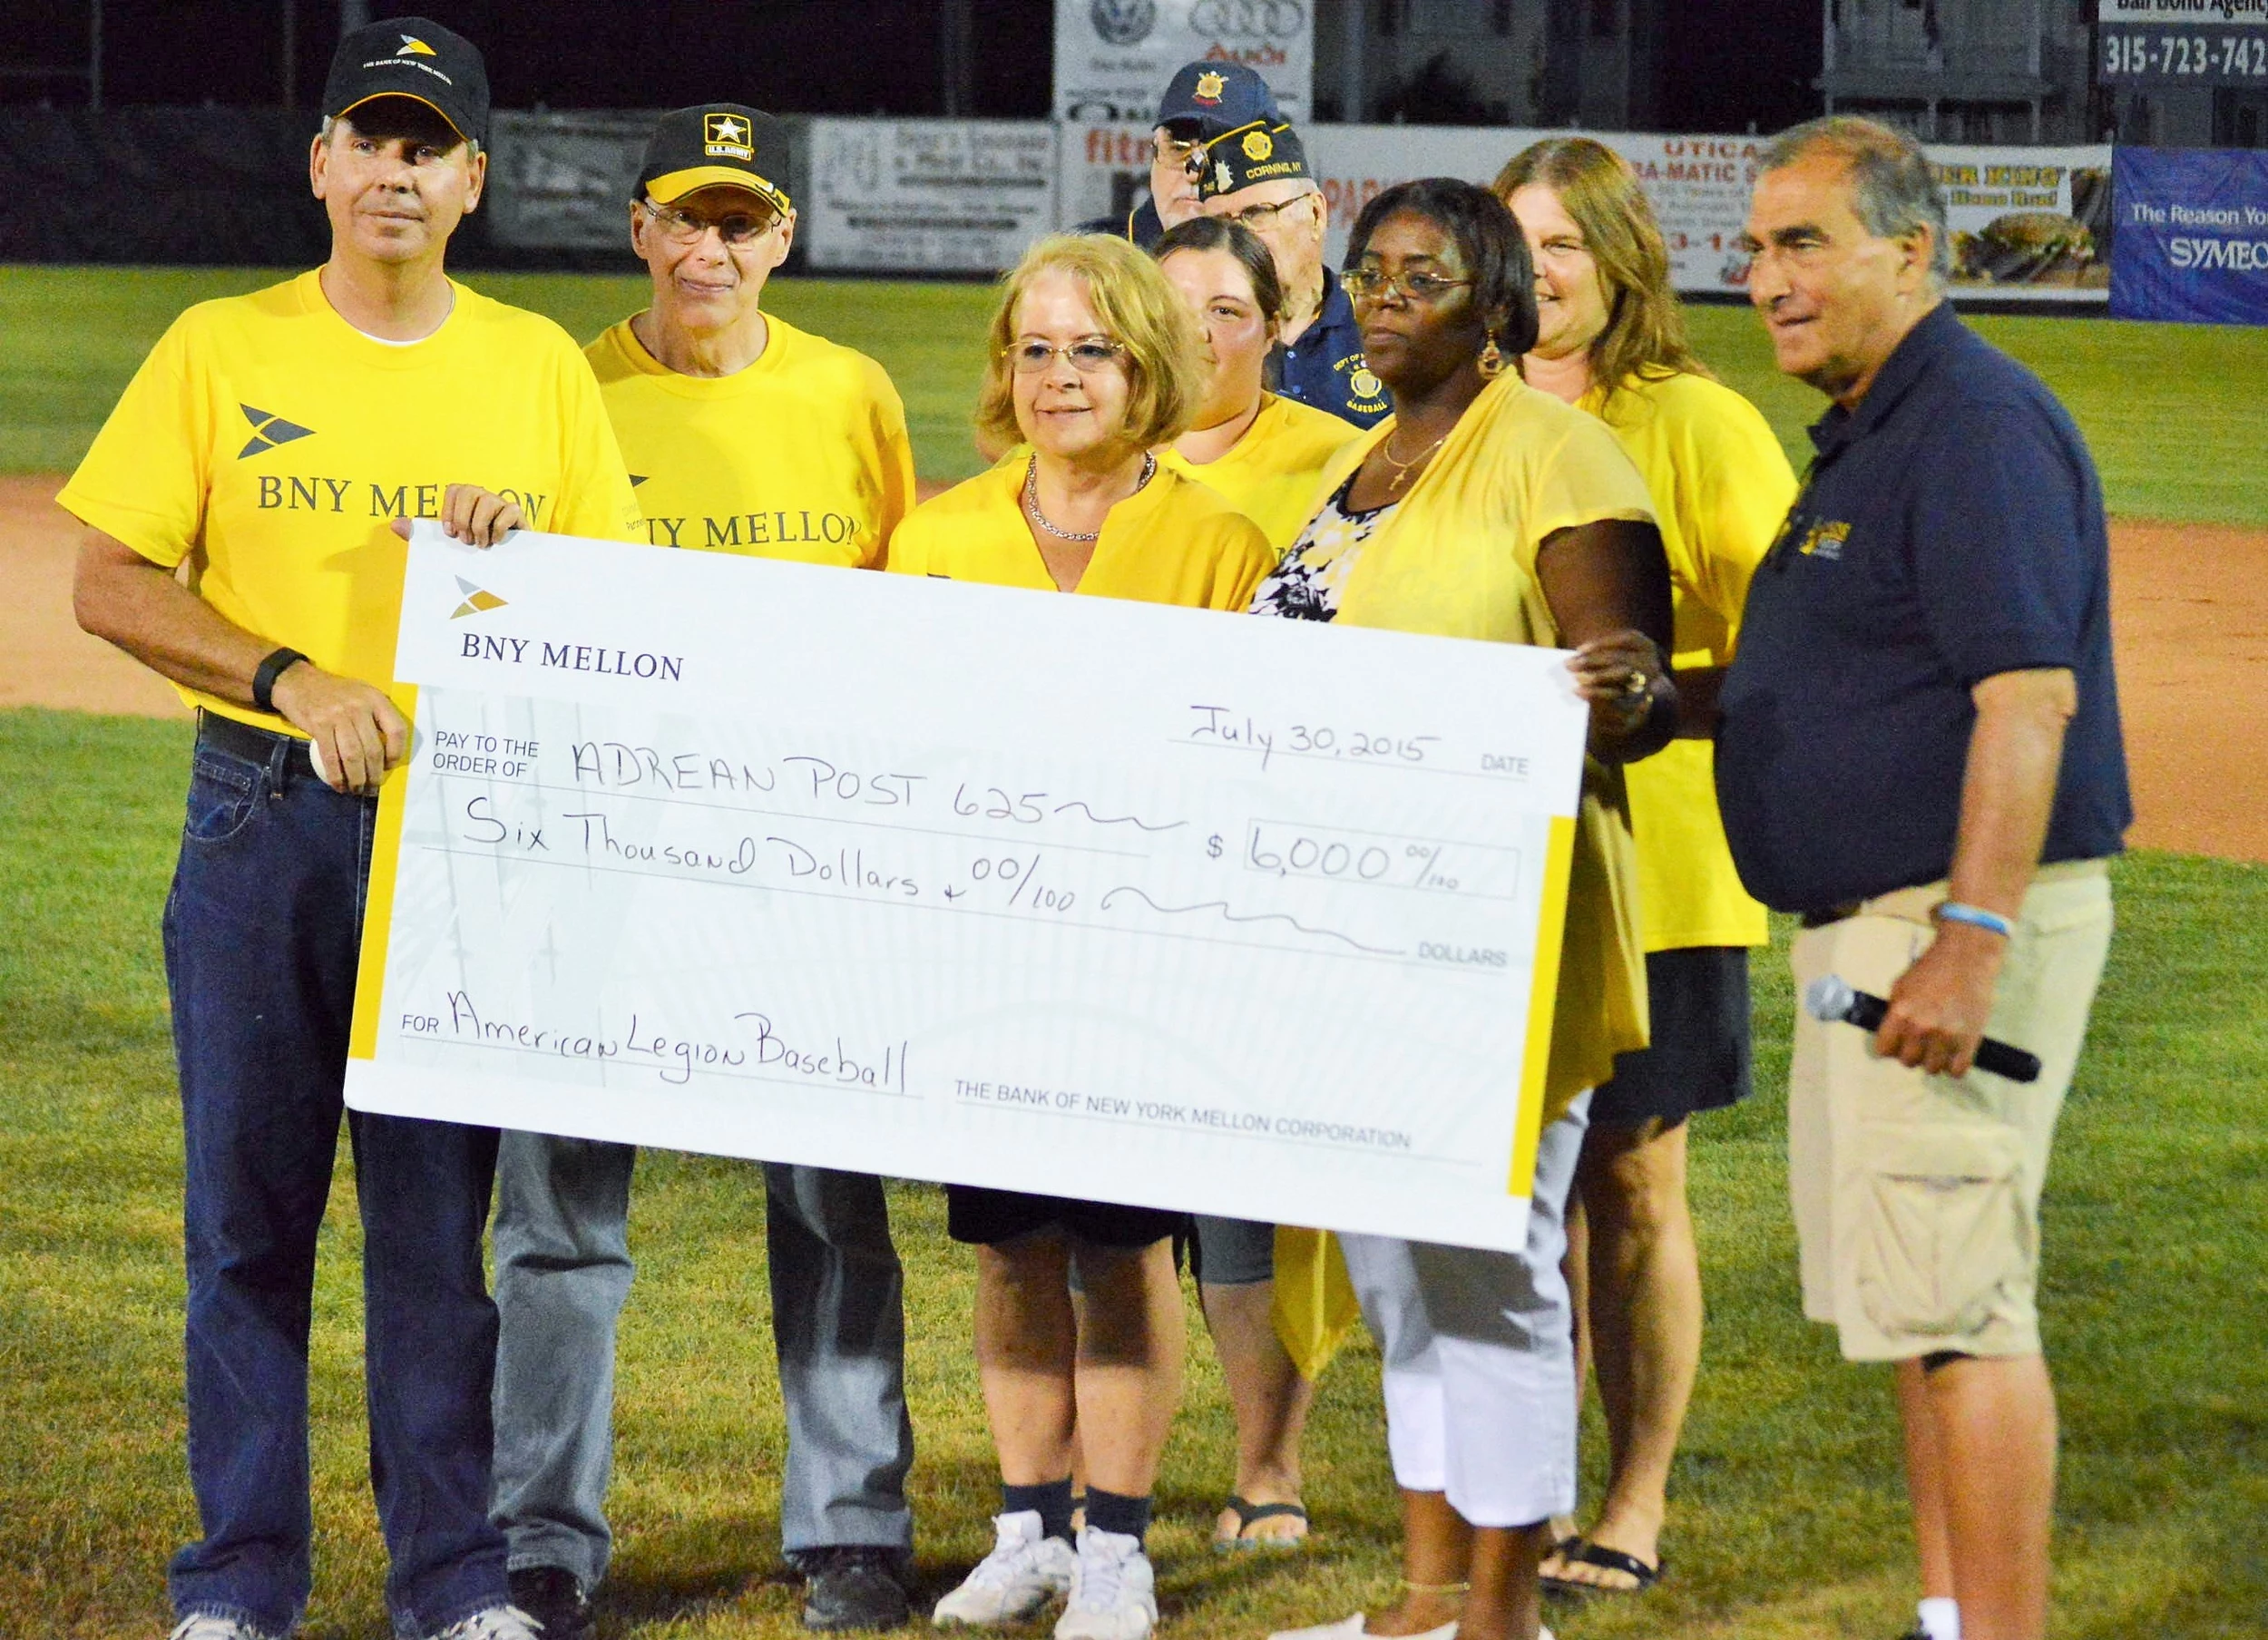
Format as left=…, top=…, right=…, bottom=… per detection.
left=487, top=102, right=920, bottom=1640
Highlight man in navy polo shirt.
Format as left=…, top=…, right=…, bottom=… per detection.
left=1197, top=120, right=1389, bottom=429
left=1718, top=118, right=2128, bottom=1640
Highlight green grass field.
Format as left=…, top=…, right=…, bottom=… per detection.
left=4, top=266, right=2265, bottom=524
left=2, top=711, right=2264, bottom=1640
left=3, top=264, right=2264, bottom=1635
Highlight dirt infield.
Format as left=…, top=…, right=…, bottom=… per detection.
left=6, top=473, right=2261, bottom=863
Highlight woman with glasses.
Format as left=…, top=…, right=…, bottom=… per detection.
left=891, top=233, right=1274, bottom=1640
left=1257, top=179, right=1674, bottom=1640
left=1145, top=214, right=1359, bottom=1552
left=1493, top=137, right=1798, bottom=1603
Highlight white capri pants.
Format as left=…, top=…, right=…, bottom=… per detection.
left=1338, top=1095, right=1589, bottom=1528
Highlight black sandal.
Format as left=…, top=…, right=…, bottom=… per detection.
left=1539, top=1539, right=1663, bottom=1597
left=1213, top=1495, right=1309, bottom=1551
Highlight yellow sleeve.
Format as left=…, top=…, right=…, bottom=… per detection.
left=882, top=503, right=933, bottom=576
left=1521, top=415, right=1657, bottom=562
left=55, top=314, right=211, bottom=568
left=1669, top=384, right=1798, bottom=635
left=866, top=358, right=916, bottom=569
left=544, top=336, right=643, bottom=542
left=1207, top=512, right=1278, bottom=611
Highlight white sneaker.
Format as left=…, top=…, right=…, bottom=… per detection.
left=169, top=1619, right=282, bottom=1640
left=1052, top=1528, right=1157, bottom=1640
left=934, top=1509, right=1079, bottom=1626
left=431, top=1607, right=543, bottom=1640
left=1264, top=1621, right=1459, bottom=1640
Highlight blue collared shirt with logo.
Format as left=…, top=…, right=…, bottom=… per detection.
left=1275, top=267, right=1390, bottom=429
left=1716, top=302, right=2131, bottom=913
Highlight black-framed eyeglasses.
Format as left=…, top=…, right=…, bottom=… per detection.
left=640, top=198, right=781, bottom=248
left=1342, top=268, right=1475, bottom=304
left=1217, top=194, right=1315, bottom=231
left=1004, top=337, right=1128, bottom=375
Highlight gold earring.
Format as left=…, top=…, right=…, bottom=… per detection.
left=1477, top=330, right=1506, bottom=378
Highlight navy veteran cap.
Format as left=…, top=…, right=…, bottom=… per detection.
left=1157, top=62, right=1279, bottom=138
left=634, top=104, right=792, bottom=215
left=1198, top=121, right=1312, bottom=200
left=323, top=16, right=488, bottom=145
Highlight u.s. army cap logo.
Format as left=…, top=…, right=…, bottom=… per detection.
left=704, top=112, right=755, bottom=160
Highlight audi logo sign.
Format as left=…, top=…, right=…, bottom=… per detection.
left=1052, top=0, right=1315, bottom=124
left=1188, top=0, right=1309, bottom=37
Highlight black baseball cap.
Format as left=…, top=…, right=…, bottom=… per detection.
left=322, top=16, right=488, bottom=146
left=633, top=104, right=793, bottom=215
left=1157, top=62, right=1279, bottom=139
left=1198, top=121, right=1312, bottom=201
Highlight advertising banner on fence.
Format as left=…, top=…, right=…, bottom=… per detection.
left=2110, top=146, right=2268, bottom=324
left=1053, top=0, right=1315, bottom=122
left=2098, top=1, right=2268, bottom=87
left=806, top=120, right=1056, bottom=274
left=485, top=111, right=655, bottom=250
left=1062, top=122, right=2108, bottom=301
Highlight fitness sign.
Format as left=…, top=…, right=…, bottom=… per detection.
left=1051, top=0, right=1315, bottom=123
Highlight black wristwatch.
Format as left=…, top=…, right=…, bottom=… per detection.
left=251, top=647, right=309, bottom=715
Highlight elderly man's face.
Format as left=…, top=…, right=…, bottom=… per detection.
left=1743, top=151, right=1933, bottom=404
left=1149, top=127, right=1205, bottom=229
left=1202, top=180, right=1325, bottom=287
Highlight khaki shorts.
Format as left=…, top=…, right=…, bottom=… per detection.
left=1788, top=861, right=2112, bottom=1362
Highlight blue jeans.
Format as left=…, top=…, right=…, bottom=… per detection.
left=164, top=719, right=509, bottom=1637
left=491, top=1142, right=914, bottom=1584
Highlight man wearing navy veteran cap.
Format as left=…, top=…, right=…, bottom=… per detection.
left=1112, top=61, right=1280, bottom=249
left=64, top=15, right=640, bottom=1640
left=486, top=102, right=920, bottom=1640
left=1198, top=122, right=1388, bottom=429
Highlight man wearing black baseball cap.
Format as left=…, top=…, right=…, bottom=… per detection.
left=488, top=102, right=922, bottom=1640
left=66, top=15, right=639, bottom=1640
left=1108, top=61, right=1280, bottom=249
left=1199, top=120, right=1389, bottom=428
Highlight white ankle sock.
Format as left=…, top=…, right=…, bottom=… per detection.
left=1917, top=1596, right=1961, bottom=1640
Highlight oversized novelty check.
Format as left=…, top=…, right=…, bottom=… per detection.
left=345, top=524, right=1590, bottom=1252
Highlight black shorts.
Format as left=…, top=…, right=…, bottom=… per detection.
left=945, top=1185, right=1183, bottom=1249
left=1589, top=945, right=1753, bottom=1128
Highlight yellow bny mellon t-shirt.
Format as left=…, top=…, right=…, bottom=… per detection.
left=587, top=314, right=914, bottom=567
left=1582, top=372, right=1797, bottom=952
left=885, top=454, right=1276, bottom=611
left=57, top=270, right=640, bottom=734
left=1158, top=393, right=1359, bottom=552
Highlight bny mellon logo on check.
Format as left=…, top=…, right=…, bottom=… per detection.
left=451, top=577, right=508, bottom=619
left=238, top=405, right=316, bottom=459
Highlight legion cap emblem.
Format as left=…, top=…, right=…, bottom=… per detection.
left=1242, top=129, right=1274, bottom=161
left=1194, top=71, right=1227, bottom=104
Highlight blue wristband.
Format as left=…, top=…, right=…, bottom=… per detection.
left=1934, top=901, right=2014, bottom=939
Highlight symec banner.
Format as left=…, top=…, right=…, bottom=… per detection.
left=2110, top=147, right=2268, bottom=325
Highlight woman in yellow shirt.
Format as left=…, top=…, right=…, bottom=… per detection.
left=1154, top=216, right=1357, bottom=552
left=893, top=234, right=1274, bottom=1640
left=1149, top=213, right=1357, bottom=1552
left=1496, top=136, right=1799, bottom=1601
left=1258, top=180, right=1675, bottom=1640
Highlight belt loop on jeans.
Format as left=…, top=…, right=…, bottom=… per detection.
left=197, top=708, right=316, bottom=786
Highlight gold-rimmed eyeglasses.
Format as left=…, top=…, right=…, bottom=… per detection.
left=639, top=198, right=781, bottom=249
left=1342, top=267, right=1475, bottom=304
left=1004, top=337, right=1129, bottom=375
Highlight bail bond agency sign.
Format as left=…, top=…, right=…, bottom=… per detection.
left=2098, top=2, right=2268, bottom=86
left=1053, top=0, right=1315, bottom=122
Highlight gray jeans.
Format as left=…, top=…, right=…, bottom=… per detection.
left=490, top=1135, right=914, bottom=1584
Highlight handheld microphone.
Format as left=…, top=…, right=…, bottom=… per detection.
left=1803, top=974, right=2042, bottom=1084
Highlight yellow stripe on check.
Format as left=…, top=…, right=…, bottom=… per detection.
left=1507, top=813, right=1578, bottom=1197
left=347, top=688, right=418, bottom=1061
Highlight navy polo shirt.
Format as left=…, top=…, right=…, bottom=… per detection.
left=1276, top=267, right=1390, bottom=428
left=1716, top=303, right=2130, bottom=913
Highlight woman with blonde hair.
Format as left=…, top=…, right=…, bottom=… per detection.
left=1493, top=135, right=1798, bottom=1600
left=892, top=232, right=1275, bottom=1640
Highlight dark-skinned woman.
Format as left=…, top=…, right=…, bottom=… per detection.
left=1255, top=180, right=1676, bottom=1640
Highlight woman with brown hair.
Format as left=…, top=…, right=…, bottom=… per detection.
left=1493, top=135, right=1798, bottom=1599
left=891, top=232, right=1275, bottom=1640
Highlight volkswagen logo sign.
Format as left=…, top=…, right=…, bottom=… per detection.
left=1090, top=0, right=1157, bottom=47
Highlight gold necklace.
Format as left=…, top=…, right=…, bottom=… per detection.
left=1375, top=427, right=1448, bottom=493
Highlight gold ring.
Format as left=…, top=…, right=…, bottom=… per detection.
left=1622, top=668, right=1649, bottom=698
